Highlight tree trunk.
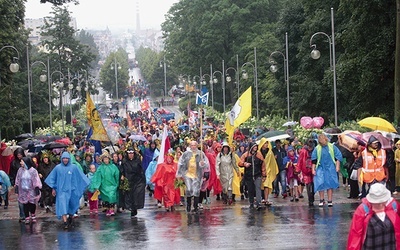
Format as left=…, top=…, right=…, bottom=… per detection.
left=395, top=0, right=400, bottom=124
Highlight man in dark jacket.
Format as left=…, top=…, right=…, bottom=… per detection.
left=239, top=143, right=266, bottom=210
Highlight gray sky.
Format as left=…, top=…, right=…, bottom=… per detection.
left=25, top=0, right=179, bottom=30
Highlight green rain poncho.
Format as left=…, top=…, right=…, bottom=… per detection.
left=89, top=162, right=120, bottom=203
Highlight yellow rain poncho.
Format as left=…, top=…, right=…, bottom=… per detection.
left=258, top=138, right=279, bottom=189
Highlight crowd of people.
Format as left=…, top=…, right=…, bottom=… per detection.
left=1, top=100, right=400, bottom=248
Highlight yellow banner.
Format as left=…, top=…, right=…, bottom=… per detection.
left=225, top=86, right=252, bottom=144
left=86, top=92, right=109, bottom=141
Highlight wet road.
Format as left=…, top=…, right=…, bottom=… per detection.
left=0, top=201, right=358, bottom=250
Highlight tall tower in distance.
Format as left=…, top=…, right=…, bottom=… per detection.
left=136, top=1, right=141, bottom=34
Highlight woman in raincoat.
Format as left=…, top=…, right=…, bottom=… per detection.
left=151, top=154, right=180, bottom=211
left=15, top=157, right=42, bottom=224
left=122, top=147, right=146, bottom=217
left=90, top=152, right=120, bottom=216
left=258, top=138, right=279, bottom=206
left=216, top=142, right=239, bottom=205
left=145, top=149, right=161, bottom=206
left=0, top=170, right=11, bottom=209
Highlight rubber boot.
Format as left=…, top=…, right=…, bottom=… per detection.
left=186, top=197, right=192, bottom=212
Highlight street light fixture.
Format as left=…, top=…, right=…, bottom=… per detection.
left=241, top=47, right=258, bottom=120
left=111, top=58, right=121, bottom=101
left=0, top=45, right=20, bottom=86
left=27, top=59, right=47, bottom=134
left=269, top=32, right=290, bottom=120
left=160, top=55, right=167, bottom=97
left=51, top=71, right=65, bottom=135
left=309, top=7, right=337, bottom=126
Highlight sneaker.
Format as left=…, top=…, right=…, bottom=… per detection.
left=198, top=204, right=203, bottom=209
left=110, top=209, right=115, bottom=216
left=393, top=191, right=398, bottom=195
left=89, top=210, right=93, bottom=215
left=228, top=199, right=233, bottom=205
left=73, top=213, right=78, bottom=218
left=206, top=197, right=211, bottom=204
left=106, top=210, right=111, bottom=217
left=25, top=217, right=30, bottom=224
left=166, top=207, right=170, bottom=212
left=19, top=218, right=25, bottom=223
left=46, top=206, right=51, bottom=213
left=282, top=193, right=287, bottom=199
left=241, top=194, right=245, bottom=200
left=63, top=222, right=69, bottom=229
left=31, top=214, right=36, bottom=220
left=179, top=202, right=184, bottom=206
left=318, top=200, right=325, bottom=207
left=157, top=202, right=162, bottom=208
left=299, top=195, right=304, bottom=198
left=94, top=209, right=99, bottom=214
left=202, top=199, right=207, bottom=204
left=327, top=201, right=333, bottom=207
left=290, top=197, right=294, bottom=202
left=67, top=216, right=73, bottom=226
left=131, top=209, right=137, bottom=217
left=265, top=201, right=272, bottom=206
left=295, top=198, right=299, bottom=202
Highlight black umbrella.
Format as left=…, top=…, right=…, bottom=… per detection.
left=43, top=142, right=69, bottom=150
left=15, top=133, right=34, bottom=142
left=17, top=139, right=41, bottom=149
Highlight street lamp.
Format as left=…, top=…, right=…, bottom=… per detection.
left=269, top=32, right=290, bottom=120
left=0, top=45, right=20, bottom=86
left=111, top=58, right=121, bottom=102
left=27, top=59, right=47, bottom=134
left=160, top=55, right=167, bottom=97
left=309, top=7, right=337, bottom=126
left=241, top=47, right=258, bottom=120
left=51, top=71, right=65, bottom=135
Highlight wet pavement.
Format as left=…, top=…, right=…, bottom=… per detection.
left=0, top=186, right=370, bottom=249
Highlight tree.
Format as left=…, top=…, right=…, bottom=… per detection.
left=99, top=48, right=129, bottom=100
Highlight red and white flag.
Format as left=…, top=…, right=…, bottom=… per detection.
left=157, top=125, right=171, bottom=165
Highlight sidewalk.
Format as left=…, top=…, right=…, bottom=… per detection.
left=0, top=185, right=363, bottom=221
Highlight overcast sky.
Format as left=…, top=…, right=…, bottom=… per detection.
left=25, top=0, right=179, bottom=30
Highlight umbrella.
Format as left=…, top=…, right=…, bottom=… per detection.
left=256, top=130, right=290, bottom=141
left=358, top=117, right=396, bottom=133
left=55, top=138, right=72, bottom=145
left=338, top=130, right=364, bottom=152
left=17, top=139, right=41, bottom=149
left=362, top=132, right=393, bottom=150
left=282, top=121, right=298, bottom=127
left=43, top=142, right=69, bottom=150
left=14, top=133, right=34, bottom=142
left=129, top=134, right=147, bottom=142
left=324, top=127, right=342, bottom=135
left=1, top=145, right=22, bottom=156
left=103, top=145, right=120, bottom=154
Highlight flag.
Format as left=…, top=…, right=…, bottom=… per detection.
left=140, top=99, right=150, bottom=111
left=157, top=126, right=171, bottom=165
left=86, top=92, right=109, bottom=141
left=225, top=86, right=252, bottom=144
left=196, top=92, right=209, bottom=105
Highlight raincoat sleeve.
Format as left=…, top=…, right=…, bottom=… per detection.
left=32, top=168, right=42, bottom=189
left=0, top=171, right=11, bottom=188
left=231, top=153, right=239, bottom=173
left=200, top=151, right=210, bottom=172
left=44, top=165, right=58, bottom=190
left=347, top=203, right=369, bottom=250
left=215, top=153, right=221, bottom=177
left=89, top=166, right=103, bottom=191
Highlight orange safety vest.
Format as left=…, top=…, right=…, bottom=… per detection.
left=361, top=149, right=386, bottom=183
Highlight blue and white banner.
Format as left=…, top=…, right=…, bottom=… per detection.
left=196, top=92, right=209, bottom=105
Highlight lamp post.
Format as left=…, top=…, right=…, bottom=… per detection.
left=51, top=71, right=65, bottom=135
left=27, top=55, right=48, bottom=134
left=0, top=45, right=20, bottom=86
left=241, top=47, right=258, bottom=120
left=309, top=7, right=337, bottom=126
left=160, top=55, right=167, bottom=97
left=269, top=32, right=290, bottom=119
left=212, top=61, right=226, bottom=112
left=111, top=57, right=121, bottom=102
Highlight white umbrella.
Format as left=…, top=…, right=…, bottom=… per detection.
left=282, top=121, right=298, bottom=127
left=1, top=145, right=22, bottom=156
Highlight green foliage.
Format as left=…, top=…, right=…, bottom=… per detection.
left=35, top=119, right=75, bottom=136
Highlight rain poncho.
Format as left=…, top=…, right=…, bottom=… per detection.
left=311, top=143, right=342, bottom=192
left=45, top=152, right=89, bottom=218
left=258, top=138, right=279, bottom=189
left=177, top=149, right=210, bottom=197
left=15, top=158, right=42, bottom=204
left=0, top=170, right=11, bottom=196
left=89, top=161, right=120, bottom=204
left=145, top=149, right=160, bottom=189
left=122, top=153, right=146, bottom=210
left=216, top=145, right=239, bottom=194
left=151, top=156, right=180, bottom=208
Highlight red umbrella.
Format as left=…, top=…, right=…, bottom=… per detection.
left=55, top=138, right=72, bottom=145
left=362, top=132, right=392, bottom=150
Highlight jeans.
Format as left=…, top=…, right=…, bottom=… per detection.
left=245, top=177, right=262, bottom=206
left=273, top=170, right=287, bottom=195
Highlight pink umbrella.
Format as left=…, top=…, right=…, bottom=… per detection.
left=362, top=132, right=393, bottom=150
left=338, top=130, right=364, bottom=152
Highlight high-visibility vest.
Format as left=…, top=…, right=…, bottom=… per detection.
left=316, top=143, right=335, bottom=169
left=361, top=149, right=386, bottom=183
